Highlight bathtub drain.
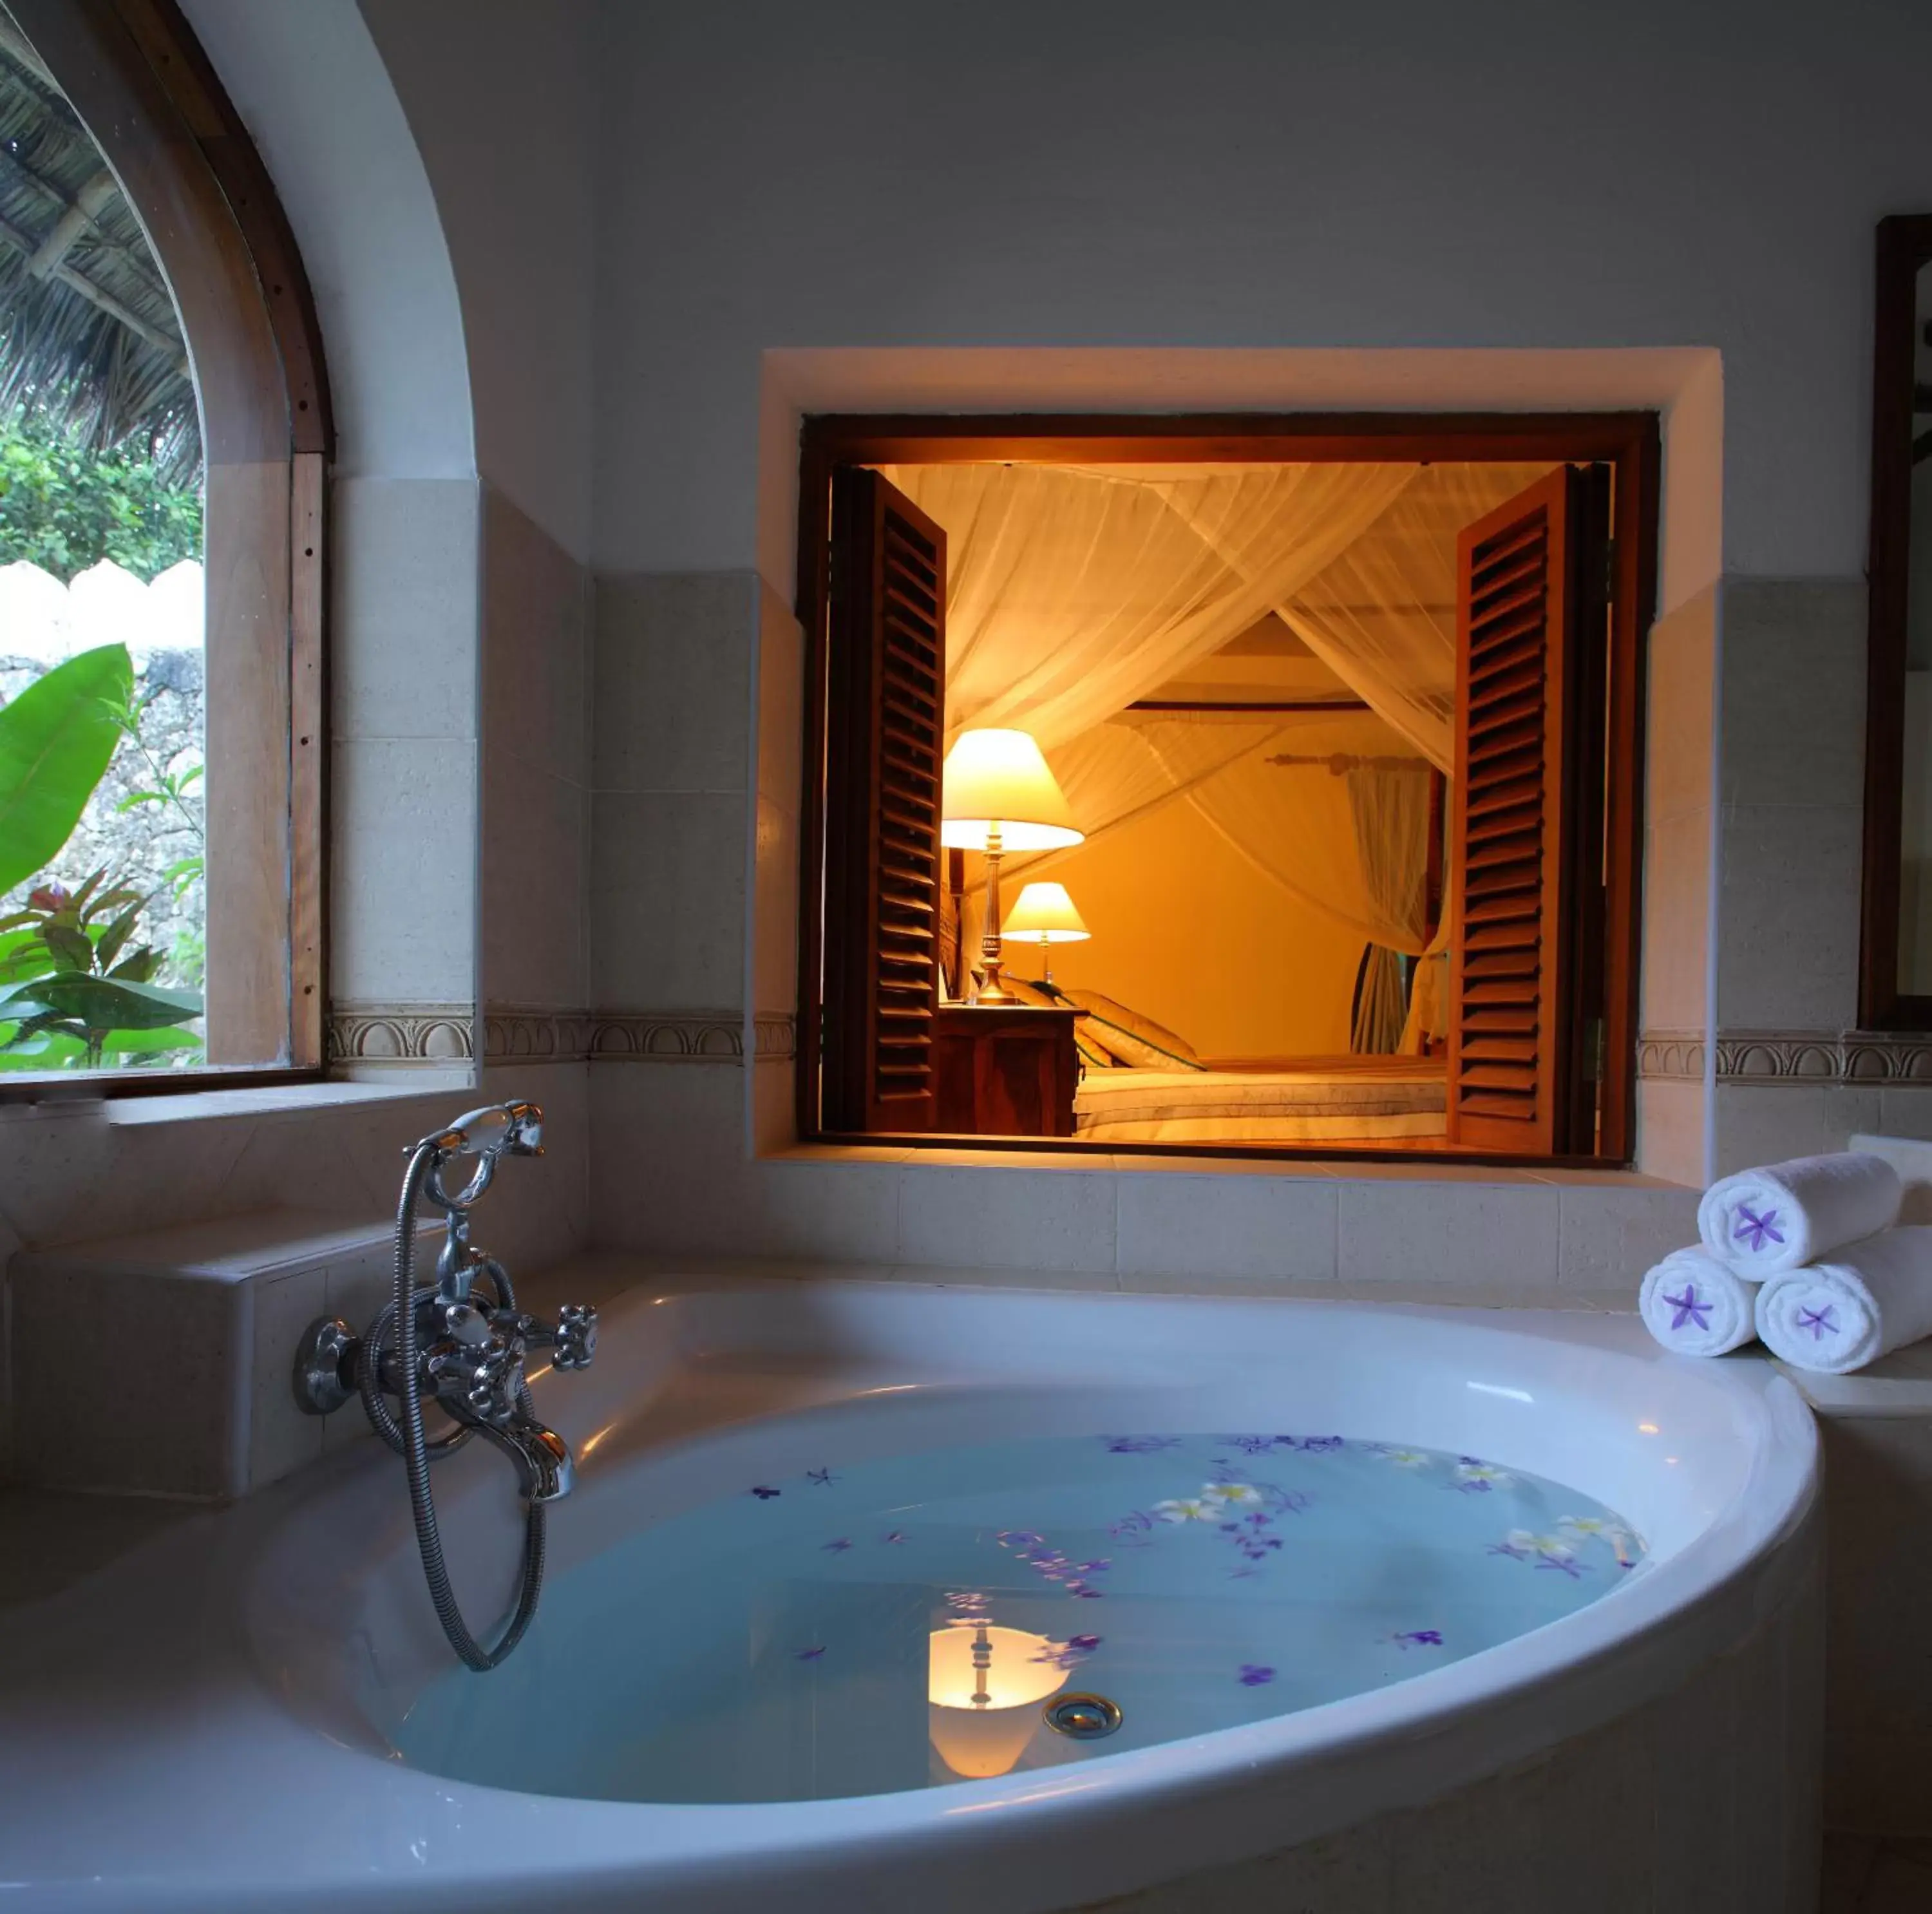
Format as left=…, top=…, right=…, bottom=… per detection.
left=1044, top=1693, right=1122, bottom=1739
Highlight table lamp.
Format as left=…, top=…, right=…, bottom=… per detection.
left=940, top=728, right=1083, bottom=1003
left=1003, top=881, right=1090, bottom=986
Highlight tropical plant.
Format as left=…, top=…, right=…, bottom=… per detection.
left=0, top=638, right=203, bottom=1070
left=0, top=641, right=131, bottom=895
left=0, top=872, right=202, bottom=1068
left=0, top=405, right=203, bottom=583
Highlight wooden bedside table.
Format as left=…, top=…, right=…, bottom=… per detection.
left=933, top=1004, right=1084, bottom=1137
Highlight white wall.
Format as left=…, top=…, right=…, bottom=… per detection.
left=589, top=0, right=1931, bottom=591
left=357, top=0, right=599, bottom=562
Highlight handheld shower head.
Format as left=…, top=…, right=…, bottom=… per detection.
left=414, top=1101, right=545, bottom=1211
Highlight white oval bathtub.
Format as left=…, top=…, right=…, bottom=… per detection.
left=0, top=1278, right=1821, bottom=1913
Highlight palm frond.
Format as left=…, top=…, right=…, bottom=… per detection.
left=0, top=6, right=200, bottom=482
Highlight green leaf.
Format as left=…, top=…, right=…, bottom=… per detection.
left=0, top=646, right=132, bottom=893
left=39, top=922, right=91, bottom=970
left=94, top=900, right=142, bottom=973
left=0, top=972, right=200, bottom=1034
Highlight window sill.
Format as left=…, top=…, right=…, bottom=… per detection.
left=764, top=1141, right=1692, bottom=1191
left=0, top=1075, right=470, bottom=1129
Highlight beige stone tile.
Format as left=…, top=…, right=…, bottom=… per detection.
left=248, top=1263, right=328, bottom=1488
left=331, top=477, right=479, bottom=743
left=480, top=484, right=592, bottom=782
left=1721, top=579, right=1868, bottom=811
left=1636, top=1076, right=1707, bottom=1185
left=10, top=1264, right=243, bottom=1498
left=1717, top=802, right=1862, bottom=1030
left=1877, top=1086, right=1932, bottom=1144
left=331, top=736, right=478, bottom=1002
left=1107, top=1151, right=1341, bottom=1179
left=1647, top=581, right=1716, bottom=827
left=1641, top=808, right=1712, bottom=1031
left=481, top=763, right=588, bottom=1010
left=896, top=1162, right=1117, bottom=1272
left=1713, top=1085, right=1881, bottom=1179
left=746, top=1157, right=901, bottom=1264
left=2, top=1109, right=263, bottom=1251
left=1335, top=1179, right=1560, bottom=1286
left=1115, top=1170, right=1338, bottom=1282
left=591, top=790, right=748, bottom=1009
left=587, top=1061, right=755, bottom=1253
left=1554, top=1179, right=1700, bottom=1290
left=593, top=571, right=755, bottom=795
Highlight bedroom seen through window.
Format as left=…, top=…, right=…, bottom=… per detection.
left=802, top=417, right=1656, bottom=1164
left=0, top=1, right=327, bottom=1088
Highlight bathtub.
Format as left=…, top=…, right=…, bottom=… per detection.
left=0, top=1276, right=1821, bottom=1913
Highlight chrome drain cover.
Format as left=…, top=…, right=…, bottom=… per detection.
left=1044, top=1692, right=1122, bottom=1739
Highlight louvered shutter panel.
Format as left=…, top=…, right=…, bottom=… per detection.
left=823, top=468, right=946, bottom=1133
left=1446, top=466, right=1599, bottom=1153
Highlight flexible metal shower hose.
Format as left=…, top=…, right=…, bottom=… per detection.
left=354, top=1140, right=546, bottom=1672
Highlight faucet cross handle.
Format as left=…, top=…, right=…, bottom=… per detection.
left=546, top=1302, right=599, bottom=1371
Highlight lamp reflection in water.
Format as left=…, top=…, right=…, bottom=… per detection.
left=927, top=1618, right=1068, bottom=1779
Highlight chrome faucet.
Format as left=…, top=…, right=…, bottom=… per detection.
left=294, top=1101, right=598, bottom=1669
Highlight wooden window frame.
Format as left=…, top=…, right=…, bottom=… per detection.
left=797, top=412, right=1659, bottom=1168
left=1859, top=214, right=1932, bottom=1030
left=1, top=0, right=332, bottom=1100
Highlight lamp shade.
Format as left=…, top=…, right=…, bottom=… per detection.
left=1003, top=881, right=1090, bottom=943
left=940, top=728, right=1083, bottom=852
left=928, top=1622, right=1067, bottom=1779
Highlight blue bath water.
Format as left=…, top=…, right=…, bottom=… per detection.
left=395, top=1430, right=1643, bottom=1803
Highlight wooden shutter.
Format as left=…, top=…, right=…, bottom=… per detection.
left=1446, top=466, right=1608, bottom=1153
left=822, top=468, right=947, bottom=1133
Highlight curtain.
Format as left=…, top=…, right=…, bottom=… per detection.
left=886, top=462, right=1417, bottom=750
left=1274, top=464, right=1558, bottom=770
left=1343, top=763, right=1432, bottom=1052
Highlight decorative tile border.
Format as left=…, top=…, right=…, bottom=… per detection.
left=328, top=1002, right=475, bottom=1064
left=483, top=1007, right=597, bottom=1062
left=329, top=1006, right=799, bottom=1068
left=1638, top=1028, right=1932, bottom=1086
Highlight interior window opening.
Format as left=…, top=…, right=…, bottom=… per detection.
left=804, top=422, right=1653, bottom=1165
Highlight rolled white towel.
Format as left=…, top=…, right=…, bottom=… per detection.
left=1697, top=1152, right=1902, bottom=1278
left=1638, top=1246, right=1758, bottom=1358
left=1754, top=1227, right=1932, bottom=1374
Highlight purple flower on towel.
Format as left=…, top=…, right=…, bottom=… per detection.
left=1797, top=1303, right=1839, bottom=1341
left=1238, top=1663, right=1276, bottom=1687
left=1733, top=1205, right=1786, bottom=1254
left=1663, top=1284, right=1713, bottom=1332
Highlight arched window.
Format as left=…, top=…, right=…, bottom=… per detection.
left=0, top=0, right=327, bottom=1088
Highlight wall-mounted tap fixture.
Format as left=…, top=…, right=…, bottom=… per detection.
left=292, top=1101, right=597, bottom=1671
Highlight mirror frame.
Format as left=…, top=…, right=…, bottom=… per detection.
left=1859, top=214, right=1932, bottom=1028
